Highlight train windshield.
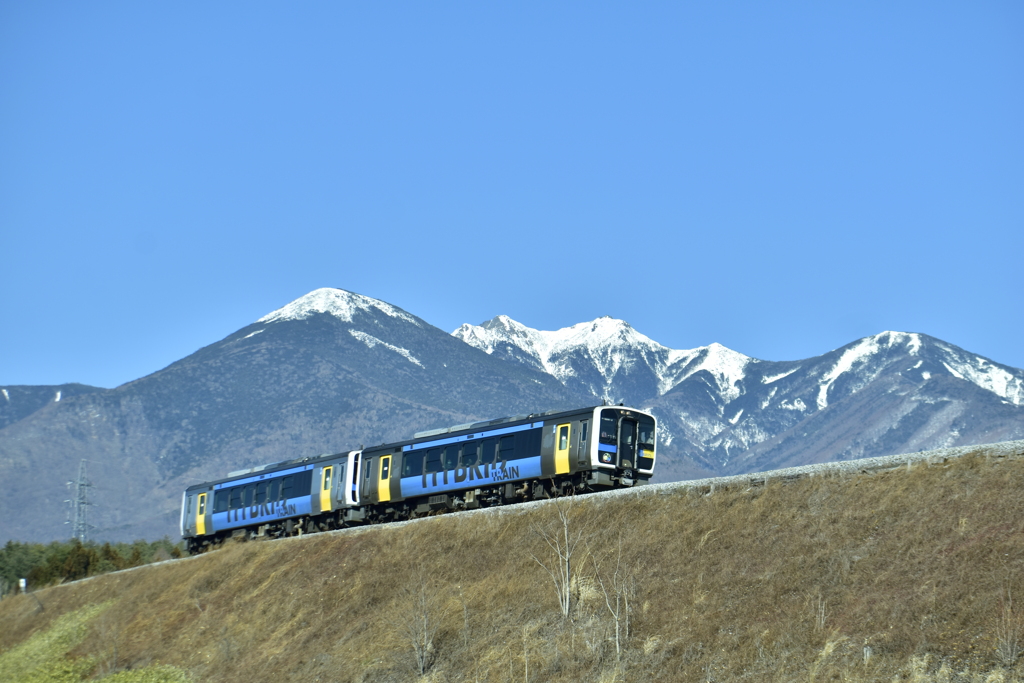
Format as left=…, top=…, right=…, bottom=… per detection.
left=638, top=417, right=655, bottom=447
left=599, top=410, right=618, bottom=445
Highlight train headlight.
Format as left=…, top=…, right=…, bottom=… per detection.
left=600, top=452, right=613, bottom=463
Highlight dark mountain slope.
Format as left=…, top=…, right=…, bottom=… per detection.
left=0, top=383, right=105, bottom=430
left=0, top=289, right=583, bottom=543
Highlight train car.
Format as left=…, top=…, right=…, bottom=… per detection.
left=356, top=404, right=656, bottom=522
left=181, top=404, right=655, bottom=553
left=181, top=450, right=362, bottom=554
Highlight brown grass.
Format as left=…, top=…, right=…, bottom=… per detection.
left=2, top=448, right=1024, bottom=682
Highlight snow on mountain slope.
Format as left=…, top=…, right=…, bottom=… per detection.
left=453, top=315, right=1024, bottom=475
left=453, top=315, right=754, bottom=404
left=812, top=331, right=1024, bottom=409
left=933, top=339, right=1023, bottom=405
left=816, top=333, right=897, bottom=410
left=259, top=288, right=421, bottom=326
left=348, top=330, right=424, bottom=368
left=665, top=343, right=753, bottom=403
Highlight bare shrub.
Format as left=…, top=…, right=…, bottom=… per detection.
left=995, top=587, right=1023, bottom=666
left=589, top=535, right=640, bottom=661
left=813, top=593, right=829, bottom=631
left=530, top=495, right=588, bottom=620
left=400, top=568, right=449, bottom=676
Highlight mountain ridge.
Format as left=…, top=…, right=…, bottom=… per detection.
left=453, top=318, right=1024, bottom=478
left=2, top=287, right=1022, bottom=542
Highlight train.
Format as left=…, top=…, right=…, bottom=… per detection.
left=180, top=404, right=656, bottom=554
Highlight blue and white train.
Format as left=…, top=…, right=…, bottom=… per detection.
left=180, top=405, right=656, bottom=554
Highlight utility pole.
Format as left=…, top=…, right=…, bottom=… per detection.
left=65, top=460, right=94, bottom=542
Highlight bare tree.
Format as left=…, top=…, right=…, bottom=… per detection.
left=402, top=571, right=448, bottom=675
left=590, top=535, right=640, bottom=661
left=530, top=495, right=588, bottom=619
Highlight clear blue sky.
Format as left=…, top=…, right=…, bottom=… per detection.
left=2, top=2, right=1022, bottom=388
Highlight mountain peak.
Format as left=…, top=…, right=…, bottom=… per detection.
left=257, top=288, right=420, bottom=326
left=453, top=314, right=754, bottom=404
left=873, top=331, right=924, bottom=355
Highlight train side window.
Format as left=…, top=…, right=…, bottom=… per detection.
left=213, top=490, right=228, bottom=513
left=578, top=421, right=589, bottom=462
left=364, top=459, right=372, bottom=480
left=229, top=487, right=242, bottom=509
left=558, top=425, right=569, bottom=450
left=380, top=457, right=390, bottom=479
left=255, top=481, right=267, bottom=504
left=443, top=446, right=458, bottom=471
left=403, top=452, right=424, bottom=477
left=503, top=429, right=541, bottom=461
left=461, top=442, right=479, bottom=467
left=242, top=485, right=254, bottom=507
left=425, top=448, right=442, bottom=473
left=198, top=495, right=206, bottom=515
left=268, top=479, right=280, bottom=502
left=480, top=439, right=496, bottom=465
left=281, top=476, right=294, bottom=500
left=499, top=435, right=515, bottom=462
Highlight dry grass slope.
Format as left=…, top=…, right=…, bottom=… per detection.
left=2, top=445, right=1024, bottom=682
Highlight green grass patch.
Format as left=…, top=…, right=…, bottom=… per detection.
left=0, top=602, right=190, bottom=683
left=0, top=603, right=107, bottom=683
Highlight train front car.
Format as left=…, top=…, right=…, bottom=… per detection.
left=356, top=405, right=656, bottom=521
left=586, top=405, right=656, bottom=488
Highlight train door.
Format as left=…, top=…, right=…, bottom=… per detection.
left=361, top=457, right=375, bottom=501
left=182, top=493, right=193, bottom=537
left=577, top=420, right=590, bottom=465
left=378, top=455, right=392, bottom=503
left=350, top=453, right=361, bottom=505
left=555, top=423, right=572, bottom=474
left=619, top=418, right=638, bottom=469
left=196, top=493, right=208, bottom=536
left=320, top=466, right=333, bottom=513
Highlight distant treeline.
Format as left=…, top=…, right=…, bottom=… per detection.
left=0, top=538, right=183, bottom=594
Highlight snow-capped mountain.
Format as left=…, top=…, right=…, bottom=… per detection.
left=452, top=315, right=752, bottom=406
left=2, top=287, right=1022, bottom=543
left=0, top=289, right=581, bottom=543
left=454, top=318, right=1024, bottom=478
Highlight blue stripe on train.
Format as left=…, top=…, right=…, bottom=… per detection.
left=212, top=495, right=312, bottom=532
left=399, top=456, right=543, bottom=497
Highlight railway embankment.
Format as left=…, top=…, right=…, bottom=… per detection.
left=3, top=440, right=1024, bottom=682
